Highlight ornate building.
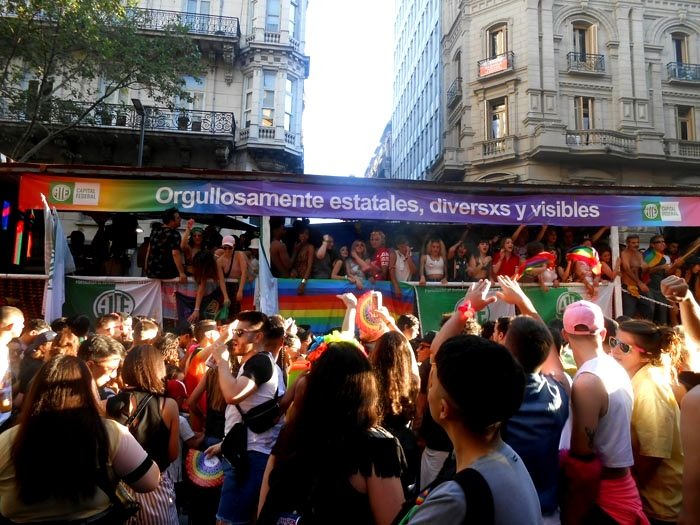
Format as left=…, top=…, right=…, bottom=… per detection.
left=0, top=0, right=309, bottom=172
left=399, top=0, right=700, bottom=185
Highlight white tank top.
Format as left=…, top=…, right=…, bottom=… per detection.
left=574, top=354, right=634, bottom=468
left=394, top=250, right=412, bottom=281
left=425, top=254, right=445, bottom=277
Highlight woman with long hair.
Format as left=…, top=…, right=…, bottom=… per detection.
left=419, top=238, right=448, bottom=285
left=491, top=237, right=520, bottom=279
left=257, top=341, right=405, bottom=525
left=611, top=320, right=684, bottom=524
left=107, top=345, right=180, bottom=525
left=188, top=250, right=231, bottom=323
left=369, top=331, right=420, bottom=494
left=0, top=355, right=159, bottom=522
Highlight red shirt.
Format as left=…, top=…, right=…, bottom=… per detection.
left=371, top=247, right=391, bottom=280
left=493, top=251, right=520, bottom=278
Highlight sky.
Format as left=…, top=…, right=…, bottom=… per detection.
left=302, top=2, right=395, bottom=177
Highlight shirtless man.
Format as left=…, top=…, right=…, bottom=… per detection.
left=269, top=218, right=291, bottom=278
left=620, top=234, right=650, bottom=319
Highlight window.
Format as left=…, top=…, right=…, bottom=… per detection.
left=284, top=76, right=297, bottom=131
left=261, top=70, right=276, bottom=127
left=289, top=0, right=298, bottom=39
left=243, top=73, right=253, bottom=128
left=488, top=98, right=507, bottom=139
left=678, top=106, right=695, bottom=141
left=488, top=25, right=507, bottom=58
left=247, top=0, right=256, bottom=33
left=672, top=33, right=688, bottom=64
left=573, top=23, right=597, bottom=58
left=575, top=97, right=594, bottom=129
left=266, top=0, right=280, bottom=32
left=100, top=79, right=129, bottom=105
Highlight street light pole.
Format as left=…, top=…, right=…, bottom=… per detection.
left=131, top=98, right=148, bottom=167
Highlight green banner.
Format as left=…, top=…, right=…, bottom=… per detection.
left=415, top=283, right=613, bottom=333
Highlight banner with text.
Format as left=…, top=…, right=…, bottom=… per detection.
left=19, top=174, right=700, bottom=227
left=64, top=277, right=162, bottom=326
left=415, top=283, right=613, bottom=333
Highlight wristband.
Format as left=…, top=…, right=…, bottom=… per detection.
left=193, top=308, right=199, bottom=312
left=301, top=278, right=307, bottom=284
left=457, top=301, right=475, bottom=320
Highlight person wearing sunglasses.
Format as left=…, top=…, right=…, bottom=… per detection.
left=205, top=311, right=286, bottom=525
left=611, top=320, right=683, bottom=525
left=559, top=300, right=648, bottom=525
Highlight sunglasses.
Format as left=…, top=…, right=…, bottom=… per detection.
left=609, top=337, right=634, bottom=354
left=233, top=328, right=260, bottom=337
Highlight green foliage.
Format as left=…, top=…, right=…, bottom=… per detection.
left=0, top=0, right=204, bottom=161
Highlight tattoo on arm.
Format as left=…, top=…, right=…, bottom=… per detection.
left=585, top=426, right=596, bottom=450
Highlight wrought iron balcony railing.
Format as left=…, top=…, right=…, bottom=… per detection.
left=0, top=100, right=235, bottom=136
left=478, top=51, right=515, bottom=77
left=567, top=52, right=605, bottom=73
left=133, top=8, right=240, bottom=38
left=446, top=77, right=462, bottom=108
left=566, top=129, right=635, bottom=152
left=667, top=62, right=700, bottom=82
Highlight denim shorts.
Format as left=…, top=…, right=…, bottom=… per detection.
left=216, top=450, right=269, bottom=525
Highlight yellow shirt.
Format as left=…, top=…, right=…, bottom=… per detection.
left=0, top=418, right=123, bottom=522
left=631, top=364, right=683, bottom=521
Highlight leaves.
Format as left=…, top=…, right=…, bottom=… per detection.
left=0, top=0, right=204, bottom=160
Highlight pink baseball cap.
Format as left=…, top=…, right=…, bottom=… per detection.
left=563, top=300, right=605, bottom=335
left=221, top=235, right=235, bottom=248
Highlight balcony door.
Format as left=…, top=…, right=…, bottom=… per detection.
left=184, top=0, right=210, bottom=32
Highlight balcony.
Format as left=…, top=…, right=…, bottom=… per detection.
left=478, top=51, right=515, bottom=78
left=446, top=77, right=462, bottom=108
left=667, top=62, right=700, bottom=83
left=567, top=52, right=605, bottom=74
left=0, top=100, right=235, bottom=136
left=566, top=129, right=635, bottom=154
left=665, top=139, right=700, bottom=159
left=133, top=8, right=240, bottom=39
left=472, top=136, right=516, bottom=165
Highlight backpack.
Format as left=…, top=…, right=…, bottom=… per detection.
left=392, top=467, right=494, bottom=525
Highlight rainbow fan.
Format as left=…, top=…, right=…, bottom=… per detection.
left=356, top=291, right=384, bottom=339
left=185, top=449, right=224, bottom=488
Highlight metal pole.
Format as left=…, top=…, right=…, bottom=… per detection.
left=137, top=108, right=147, bottom=167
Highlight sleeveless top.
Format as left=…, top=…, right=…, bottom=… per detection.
left=424, top=255, right=445, bottom=279
left=293, top=244, right=312, bottom=278
left=574, top=355, right=634, bottom=468
left=453, top=255, right=470, bottom=281
left=107, top=390, right=172, bottom=471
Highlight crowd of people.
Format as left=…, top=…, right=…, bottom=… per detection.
left=1, top=267, right=700, bottom=524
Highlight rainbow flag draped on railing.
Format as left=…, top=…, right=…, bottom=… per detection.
left=277, top=279, right=415, bottom=335
left=516, top=251, right=557, bottom=279
left=566, top=245, right=602, bottom=275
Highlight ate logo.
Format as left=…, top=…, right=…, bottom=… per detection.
left=51, top=184, right=72, bottom=203
left=555, top=291, right=583, bottom=319
left=93, top=290, right=135, bottom=317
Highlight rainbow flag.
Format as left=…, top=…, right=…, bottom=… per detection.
left=566, top=245, right=602, bottom=276
left=643, top=248, right=664, bottom=267
left=516, top=251, right=557, bottom=278
left=277, top=279, right=415, bottom=335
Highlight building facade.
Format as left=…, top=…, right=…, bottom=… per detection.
left=365, top=122, right=393, bottom=178
left=422, top=0, right=700, bottom=185
left=391, top=0, right=442, bottom=180
left=0, top=0, right=309, bottom=172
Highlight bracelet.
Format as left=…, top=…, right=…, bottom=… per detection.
left=193, top=308, right=199, bottom=312
left=301, top=278, right=307, bottom=283
left=457, top=301, right=475, bottom=320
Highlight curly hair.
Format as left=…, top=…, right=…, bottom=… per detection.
left=153, top=332, right=181, bottom=368
left=619, top=320, right=683, bottom=379
left=369, top=331, right=418, bottom=423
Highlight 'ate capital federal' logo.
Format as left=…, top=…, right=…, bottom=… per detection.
left=555, top=290, right=583, bottom=319
left=93, top=290, right=135, bottom=317
left=642, top=201, right=682, bottom=222
left=49, top=181, right=100, bottom=206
